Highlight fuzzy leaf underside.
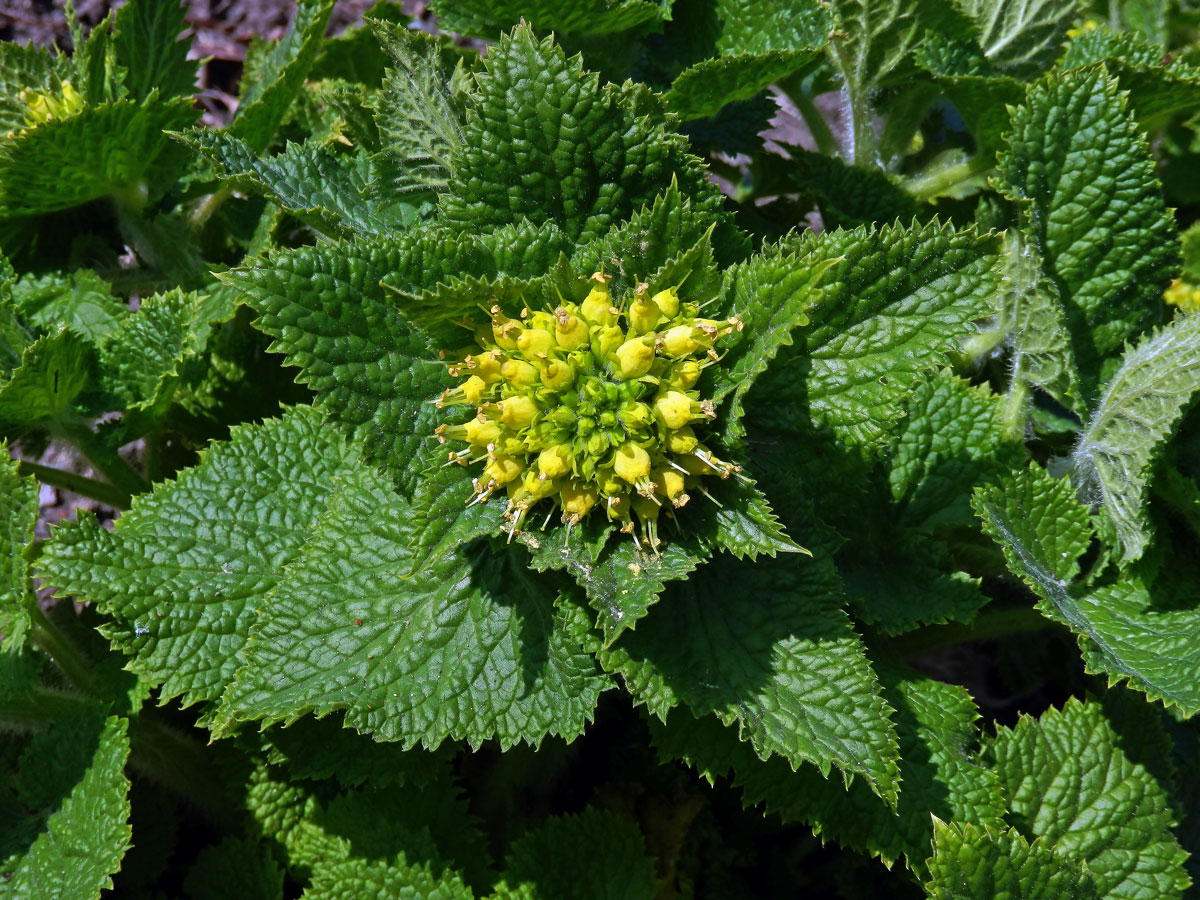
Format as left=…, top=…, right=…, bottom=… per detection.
left=653, top=663, right=1005, bottom=870
left=989, top=698, right=1190, bottom=900
left=0, top=448, right=37, bottom=649
left=599, top=552, right=901, bottom=803
left=1, top=712, right=132, bottom=900
left=997, top=68, right=1176, bottom=397
left=37, top=406, right=359, bottom=708
left=0, top=329, right=93, bottom=430
left=224, top=239, right=449, bottom=497
left=217, top=462, right=608, bottom=749
left=1072, top=312, right=1200, bottom=564
left=440, top=27, right=723, bottom=245
left=973, top=466, right=1200, bottom=716
left=957, top=0, right=1083, bottom=77
left=748, top=221, right=1001, bottom=453
left=925, top=820, right=1099, bottom=899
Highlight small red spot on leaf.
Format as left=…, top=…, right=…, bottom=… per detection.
left=355, top=619, right=362, bottom=626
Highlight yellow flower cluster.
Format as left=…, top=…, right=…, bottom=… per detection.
left=1165, top=278, right=1200, bottom=314
left=17, top=80, right=84, bottom=130
left=435, top=272, right=742, bottom=550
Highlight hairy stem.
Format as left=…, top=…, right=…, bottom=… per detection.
left=903, top=155, right=994, bottom=203
left=0, top=687, right=95, bottom=732
left=1000, top=378, right=1031, bottom=442
left=788, top=87, right=841, bottom=158
left=52, top=416, right=149, bottom=502
left=17, top=459, right=131, bottom=509
left=28, top=603, right=105, bottom=698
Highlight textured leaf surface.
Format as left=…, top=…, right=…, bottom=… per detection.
left=372, top=20, right=465, bottom=198
left=0, top=447, right=37, bottom=649
left=974, top=466, right=1200, bottom=715
left=218, top=462, right=608, bottom=748
left=10, top=269, right=127, bottom=345
left=0, top=329, right=93, bottom=429
left=662, top=0, right=833, bottom=121
left=441, top=27, right=722, bottom=244
left=303, top=857, right=472, bottom=900
left=989, top=698, right=1189, bottom=900
left=180, top=131, right=403, bottom=239
left=600, top=552, right=900, bottom=801
left=0, top=712, right=132, bottom=900
left=112, top=0, right=196, bottom=102
left=889, top=375, right=1022, bottom=527
left=958, top=0, right=1082, bottom=76
left=997, top=69, right=1176, bottom=396
left=230, top=0, right=334, bottom=153
left=431, top=0, right=666, bottom=38
left=996, top=230, right=1081, bottom=417
left=0, top=42, right=66, bottom=135
left=1072, top=312, right=1200, bottom=563
left=492, top=809, right=656, bottom=900
left=750, top=221, right=1001, bottom=452
left=925, top=820, right=1099, bottom=900
left=0, top=98, right=197, bottom=217
left=38, top=406, right=359, bottom=708
left=653, top=663, right=1005, bottom=870
left=225, top=239, right=448, bottom=496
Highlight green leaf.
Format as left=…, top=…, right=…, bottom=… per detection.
left=996, top=68, right=1177, bottom=397
left=37, top=406, right=361, bottom=708
left=230, top=0, right=335, bottom=154
left=662, top=0, right=833, bottom=121
left=112, top=0, right=197, bottom=102
left=989, top=697, right=1189, bottom=900
left=0, top=329, right=93, bottom=431
left=215, top=467, right=606, bottom=749
left=10, top=269, right=127, bottom=345
left=224, top=239, right=448, bottom=496
left=303, top=857, right=473, bottom=900
left=995, top=230, right=1082, bottom=419
left=956, top=0, right=1083, bottom=77
left=973, top=465, right=1200, bottom=715
left=713, top=237, right=829, bottom=445
left=441, top=27, right=723, bottom=244
left=786, top=149, right=922, bottom=227
left=0, top=42, right=68, bottom=136
left=913, top=52, right=1023, bottom=154
left=431, top=0, right=667, bottom=38
left=0, top=711, right=132, bottom=900
left=889, top=374, right=1024, bottom=528
left=924, top=820, right=1099, bottom=900
left=749, top=221, right=1001, bottom=453
left=1072, top=312, right=1200, bottom=564
left=0, top=447, right=38, bottom=650
left=599, top=552, right=901, bottom=801
left=371, top=19, right=466, bottom=198
left=179, top=131, right=407, bottom=239
left=183, top=837, right=284, bottom=900
left=0, top=97, right=198, bottom=218
left=840, top=531, right=989, bottom=634
left=653, top=662, right=1006, bottom=870
left=491, top=809, right=656, bottom=900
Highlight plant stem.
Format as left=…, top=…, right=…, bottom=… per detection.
left=17, top=459, right=130, bottom=509
left=903, top=155, right=995, bottom=203
left=188, top=183, right=234, bottom=232
left=887, top=606, right=1056, bottom=657
left=789, top=87, right=840, bottom=158
left=1000, top=379, right=1031, bottom=442
left=0, top=687, right=95, bottom=731
left=28, top=602, right=104, bottom=698
left=53, top=415, right=149, bottom=502
left=127, top=715, right=241, bottom=831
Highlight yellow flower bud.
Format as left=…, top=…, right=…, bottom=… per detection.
left=499, top=395, right=538, bottom=428
left=652, top=286, right=680, bottom=318
left=462, top=375, right=487, bottom=405
left=665, top=425, right=698, bottom=454
left=483, top=453, right=523, bottom=485
left=555, top=308, right=590, bottom=350
left=613, top=443, right=651, bottom=484
left=670, top=359, right=702, bottom=390
left=561, top=483, right=598, bottom=519
left=538, top=445, right=573, bottom=479
left=470, top=351, right=504, bottom=383
left=539, top=358, right=574, bottom=390
left=581, top=273, right=617, bottom=326
left=491, top=307, right=521, bottom=350
left=628, top=286, right=661, bottom=334
left=501, top=359, right=538, bottom=386
left=591, top=324, right=624, bottom=361
left=611, top=337, right=655, bottom=379
left=661, top=324, right=701, bottom=357
left=653, top=468, right=688, bottom=503
left=517, top=326, right=555, bottom=358
left=655, top=391, right=695, bottom=429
